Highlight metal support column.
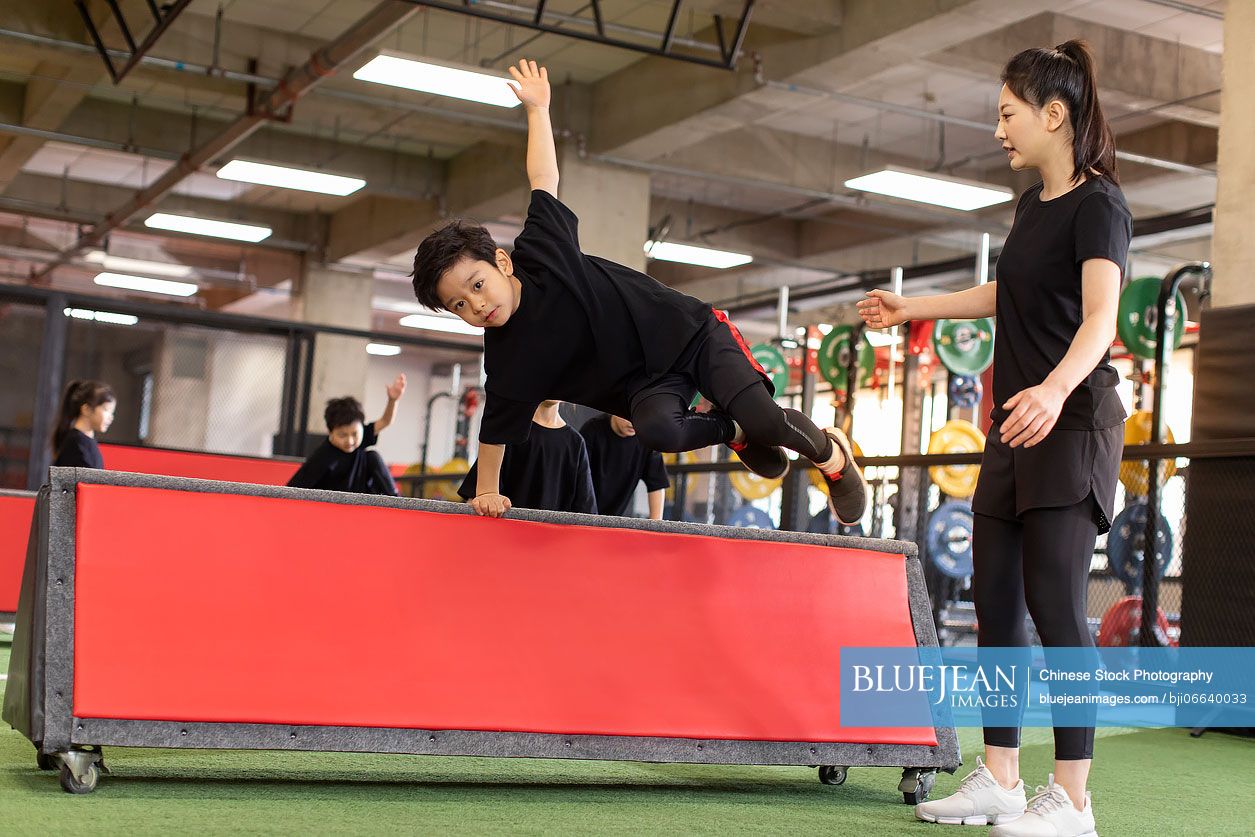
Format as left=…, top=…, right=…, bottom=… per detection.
left=26, top=296, right=68, bottom=490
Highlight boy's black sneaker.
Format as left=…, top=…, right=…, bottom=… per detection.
left=728, top=438, right=789, bottom=480
left=819, top=427, right=868, bottom=525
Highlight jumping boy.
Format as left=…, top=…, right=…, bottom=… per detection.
left=411, top=59, right=866, bottom=522
left=287, top=374, right=406, bottom=496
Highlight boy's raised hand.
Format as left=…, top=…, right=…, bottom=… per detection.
left=386, top=373, right=407, bottom=401
left=507, top=59, right=550, bottom=109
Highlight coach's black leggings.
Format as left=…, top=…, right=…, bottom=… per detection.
left=974, top=498, right=1100, bottom=761
left=630, top=383, right=831, bottom=462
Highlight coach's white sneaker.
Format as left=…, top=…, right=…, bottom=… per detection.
left=914, top=758, right=1027, bottom=826
left=988, top=775, right=1097, bottom=837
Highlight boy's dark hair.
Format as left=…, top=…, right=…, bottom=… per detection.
left=411, top=220, right=499, bottom=311
left=324, top=397, right=366, bottom=431
left=1002, top=39, right=1118, bottom=185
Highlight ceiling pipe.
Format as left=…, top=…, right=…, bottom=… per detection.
left=761, top=78, right=1219, bottom=179
left=33, top=1, right=421, bottom=282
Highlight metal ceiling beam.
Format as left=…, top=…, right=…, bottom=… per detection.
left=74, top=0, right=195, bottom=84
left=398, top=0, right=756, bottom=70
left=33, top=1, right=421, bottom=282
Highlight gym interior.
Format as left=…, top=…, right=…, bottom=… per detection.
left=0, top=1, right=1252, bottom=834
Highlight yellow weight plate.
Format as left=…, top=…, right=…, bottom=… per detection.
left=1118, top=411, right=1176, bottom=496
left=729, top=450, right=783, bottom=500
left=928, top=420, right=985, bottom=499
left=809, top=438, right=864, bottom=490
left=429, top=456, right=469, bottom=502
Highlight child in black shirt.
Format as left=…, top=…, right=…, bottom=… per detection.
left=287, top=374, right=406, bottom=496
left=410, top=59, right=866, bottom=523
left=457, top=400, right=596, bottom=514
left=51, top=379, right=115, bottom=469
left=580, top=414, right=669, bottom=519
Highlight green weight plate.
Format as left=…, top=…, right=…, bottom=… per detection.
left=817, top=326, right=875, bottom=391
left=1117, top=276, right=1186, bottom=362
left=750, top=342, right=789, bottom=396
left=933, top=318, right=995, bottom=376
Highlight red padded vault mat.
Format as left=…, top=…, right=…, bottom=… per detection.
left=100, top=445, right=300, bottom=486
left=72, top=484, right=934, bottom=745
left=0, top=494, right=34, bottom=612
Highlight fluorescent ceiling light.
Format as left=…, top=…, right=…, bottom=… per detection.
left=145, top=212, right=272, bottom=242
left=64, top=307, right=138, bottom=326
left=94, top=271, right=198, bottom=297
left=366, top=342, right=402, bottom=356
left=217, top=160, right=366, bottom=196
left=84, top=250, right=192, bottom=278
left=399, top=312, right=484, bottom=336
left=844, top=166, right=1013, bottom=211
left=354, top=53, right=521, bottom=108
left=644, top=240, right=753, bottom=269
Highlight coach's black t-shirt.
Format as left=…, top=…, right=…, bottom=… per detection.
left=458, top=422, right=597, bottom=514
left=479, top=190, right=711, bottom=445
left=991, top=177, right=1131, bottom=430
left=53, top=429, right=104, bottom=469
left=288, top=422, right=382, bottom=492
left=579, top=414, right=670, bottom=517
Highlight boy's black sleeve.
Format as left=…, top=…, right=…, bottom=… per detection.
left=571, top=436, right=598, bottom=515
left=480, top=392, right=540, bottom=445
left=642, top=449, right=670, bottom=492
left=363, top=421, right=379, bottom=447
left=457, top=461, right=478, bottom=501
left=287, top=444, right=333, bottom=488
left=511, top=190, right=586, bottom=286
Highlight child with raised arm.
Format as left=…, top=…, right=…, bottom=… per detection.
left=410, top=59, right=866, bottom=523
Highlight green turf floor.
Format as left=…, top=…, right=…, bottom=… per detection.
left=0, top=638, right=1250, bottom=835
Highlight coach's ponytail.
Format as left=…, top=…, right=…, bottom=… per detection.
left=1001, top=39, right=1118, bottom=185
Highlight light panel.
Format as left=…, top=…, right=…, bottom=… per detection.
left=217, top=160, right=366, bottom=196
left=644, top=240, right=753, bottom=269
left=144, top=213, right=272, bottom=242
left=354, top=54, right=520, bottom=108
left=843, top=166, right=1013, bottom=211
left=398, top=312, right=484, bottom=336
left=94, top=272, right=198, bottom=297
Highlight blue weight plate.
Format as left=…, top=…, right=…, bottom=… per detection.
left=947, top=374, right=983, bottom=409
left=927, top=500, right=974, bottom=579
left=728, top=504, right=775, bottom=530
left=1107, top=502, right=1172, bottom=590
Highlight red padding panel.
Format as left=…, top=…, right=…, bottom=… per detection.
left=73, top=484, right=934, bottom=745
left=100, top=445, right=300, bottom=485
left=0, top=494, right=34, bottom=612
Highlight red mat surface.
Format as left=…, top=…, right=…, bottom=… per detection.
left=0, top=494, right=34, bottom=612
left=72, top=484, right=935, bottom=745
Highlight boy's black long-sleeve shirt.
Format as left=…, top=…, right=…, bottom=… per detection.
left=479, top=190, right=711, bottom=445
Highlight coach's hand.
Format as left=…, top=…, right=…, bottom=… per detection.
left=1000, top=382, right=1067, bottom=448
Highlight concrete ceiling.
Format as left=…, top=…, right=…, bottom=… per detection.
left=0, top=0, right=1226, bottom=336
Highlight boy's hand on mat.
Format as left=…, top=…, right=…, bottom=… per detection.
left=470, top=492, right=512, bottom=517
left=857, top=290, right=908, bottom=329
left=1000, top=382, right=1066, bottom=448
left=507, top=60, right=549, bottom=109
left=386, top=373, right=407, bottom=401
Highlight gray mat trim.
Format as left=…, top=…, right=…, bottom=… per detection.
left=73, top=718, right=955, bottom=769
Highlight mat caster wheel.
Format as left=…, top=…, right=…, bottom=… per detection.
left=900, top=767, right=937, bottom=805
left=57, top=747, right=104, bottom=794
left=36, top=749, right=57, bottom=771
left=818, top=765, right=848, bottom=785
left=59, top=761, right=99, bottom=794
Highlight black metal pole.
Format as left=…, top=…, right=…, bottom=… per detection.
left=27, top=295, right=68, bottom=490
left=1142, top=262, right=1210, bottom=646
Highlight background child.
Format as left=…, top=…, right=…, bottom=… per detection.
left=458, top=400, right=596, bottom=515
left=580, top=414, right=668, bottom=519
left=287, top=374, right=406, bottom=496
left=51, top=379, right=115, bottom=469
